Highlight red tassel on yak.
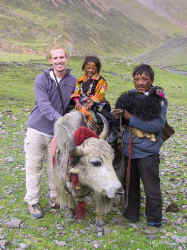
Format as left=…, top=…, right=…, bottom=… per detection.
left=71, top=174, right=80, bottom=189
left=74, top=126, right=98, bottom=146
left=76, top=201, right=86, bottom=219
left=50, top=136, right=57, bottom=168
left=73, top=127, right=98, bottom=219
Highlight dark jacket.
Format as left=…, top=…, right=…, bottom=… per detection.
left=27, top=68, right=76, bottom=135
left=116, top=88, right=168, bottom=159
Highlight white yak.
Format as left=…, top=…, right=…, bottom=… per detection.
left=52, top=110, right=122, bottom=228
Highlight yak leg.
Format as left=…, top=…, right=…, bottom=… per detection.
left=53, top=159, right=76, bottom=217
left=55, top=181, right=74, bottom=209
left=55, top=181, right=76, bottom=219
left=113, top=153, right=126, bottom=208
left=95, top=193, right=112, bottom=228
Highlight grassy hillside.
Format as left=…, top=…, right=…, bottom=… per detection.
left=135, top=36, right=187, bottom=66
left=0, top=0, right=185, bottom=57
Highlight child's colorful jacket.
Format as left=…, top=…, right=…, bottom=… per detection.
left=71, top=74, right=107, bottom=104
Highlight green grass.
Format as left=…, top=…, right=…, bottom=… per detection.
left=0, top=57, right=186, bottom=249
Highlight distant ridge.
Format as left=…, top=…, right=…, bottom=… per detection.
left=0, top=0, right=186, bottom=60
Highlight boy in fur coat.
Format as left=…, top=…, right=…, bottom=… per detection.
left=113, top=64, right=168, bottom=227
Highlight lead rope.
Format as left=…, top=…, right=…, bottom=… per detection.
left=124, top=134, right=133, bottom=209
left=119, top=110, right=133, bottom=209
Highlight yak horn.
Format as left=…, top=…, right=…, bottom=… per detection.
left=97, top=113, right=109, bottom=139
left=69, top=167, right=80, bottom=174
left=71, top=146, right=84, bottom=156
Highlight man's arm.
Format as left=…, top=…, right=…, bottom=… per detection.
left=35, top=74, right=61, bottom=122
left=128, top=100, right=168, bottom=133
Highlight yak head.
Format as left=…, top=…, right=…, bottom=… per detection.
left=69, top=127, right=122, bottom=199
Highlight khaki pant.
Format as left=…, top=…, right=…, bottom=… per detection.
left=24, top=128, right=57, bottom=205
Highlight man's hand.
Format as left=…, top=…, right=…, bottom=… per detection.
left=86, top=100, right=94, bottom=110
left=112, top=109, right=123, bottom=119
left=123, top=110, right=131, bottom=120
left=75, top=101, right=82, bottom=111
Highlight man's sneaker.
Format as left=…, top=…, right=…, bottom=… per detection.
left=48, top=197, right=60, bottom=209
left=28, top=203, right=43, bottom=219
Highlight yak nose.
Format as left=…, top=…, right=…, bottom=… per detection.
left=115, top=187, right=124, bottom=196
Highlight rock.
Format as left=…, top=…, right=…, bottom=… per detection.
left=171, top=235, right=187, bottom=244
left=166, top=203, right=180, bottom=213
left=5, top=218, right=22, bottom=228
left=5, top=156, right=14, bottom=162
left=16, top=243, right=31, bottom=249
left=103, top=225, right=111, bottom=235
left=143, top=227, right=160, bottom=234
left=54, top=240, right=67, bottom=247
left=0, top=239, right=9, bottom=249
left=146, top=234, right=157, bottom=240
left=0, top=234, right=5, bottom=240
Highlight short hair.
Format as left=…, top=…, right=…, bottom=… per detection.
left=82, top=56, right=101, bottom=73
left=47, top=43, right=68, bottom=59
left=133, top=64, right=154, bottom=82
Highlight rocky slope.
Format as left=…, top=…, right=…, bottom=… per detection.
left=0, top=0, right=186, bottom=57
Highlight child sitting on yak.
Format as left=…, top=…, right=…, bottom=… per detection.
left=71, top=56, right=117, bottom=143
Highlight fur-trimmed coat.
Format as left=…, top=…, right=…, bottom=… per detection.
left=115, top=86, right=168, bottom=159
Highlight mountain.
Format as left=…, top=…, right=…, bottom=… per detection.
left=136, top=36, right=187, bottom=65
left=0, top=0, right=186, bottom=59
left=137, top=0, right=187, bottom=31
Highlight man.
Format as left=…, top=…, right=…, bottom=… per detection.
left=114, top=64, right=168, bottom=227
left=24, top=45, right=76, bottom=218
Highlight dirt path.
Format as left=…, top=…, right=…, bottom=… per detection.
left=159, top=65, right=187, bottom=75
